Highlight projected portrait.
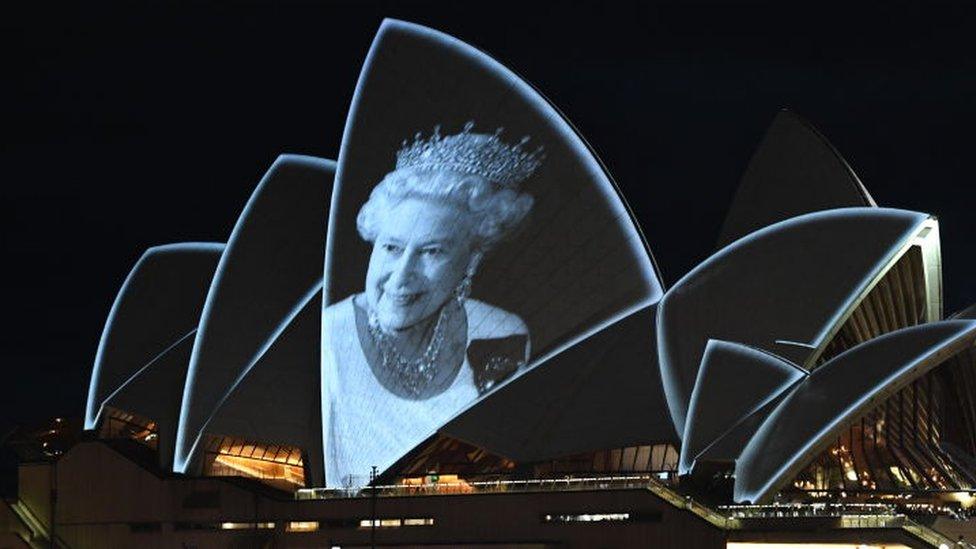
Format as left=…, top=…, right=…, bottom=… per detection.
left=320, top=20, right=663, bottom=488
left=322, top=124, right=542, bottom=486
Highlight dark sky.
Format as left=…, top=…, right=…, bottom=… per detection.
left=4, top=3, right=976, bottom=429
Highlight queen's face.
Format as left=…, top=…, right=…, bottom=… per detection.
left=365, top=197, right=473, bottom=332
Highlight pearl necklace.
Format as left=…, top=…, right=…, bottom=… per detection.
left=367, top=305, right=449, bottom=398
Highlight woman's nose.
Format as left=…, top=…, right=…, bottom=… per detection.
left=387, top=250, right=420, bottom=287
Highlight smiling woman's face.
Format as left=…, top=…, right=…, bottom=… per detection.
left=365, top=197, right=473, bottom=332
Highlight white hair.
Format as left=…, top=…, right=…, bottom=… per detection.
left=357, top=167, right=533, bottom=251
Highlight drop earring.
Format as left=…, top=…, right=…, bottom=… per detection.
left=457, top=253, right=481, bottom=305
left=455, top=273, right=473, bottom=304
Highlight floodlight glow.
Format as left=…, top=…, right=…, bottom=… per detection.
left=679, top=339, right=807, bottom=474
left=174, top=155, right=335, bottom=473
left=657, top=208, right=932, bottom=438
left=85, top=242, right=224, bottom=430
left=735, top=319, right=976, bottom=503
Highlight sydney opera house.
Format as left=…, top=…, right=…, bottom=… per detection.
left=5, top=18, right=976, bottom=549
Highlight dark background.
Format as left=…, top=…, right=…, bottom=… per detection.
left=4, top=2, right=976, bottom=431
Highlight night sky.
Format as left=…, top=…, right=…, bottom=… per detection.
left=4, top=3, right=976, bottom=430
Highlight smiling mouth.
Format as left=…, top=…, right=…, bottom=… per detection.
left=383, top=290, right=423, bottom=306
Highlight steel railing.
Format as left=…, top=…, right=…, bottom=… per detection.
left=296, top=474, right=667, bottom=500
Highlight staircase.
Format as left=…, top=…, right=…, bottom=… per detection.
left=2, top=498, right=70, bottom=549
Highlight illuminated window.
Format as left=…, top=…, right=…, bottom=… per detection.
left=542, top=513, right=632, bottom=523
left=398, top=474, right=474, bottom=493
left=98, top=407, right=158, bottom=450
left=357, top=517, right=435, bottom=529
left=203, top=435, right=305, bottom=491
left=174, top=522, right=275, bottom=531
left=540, top=511, right=662, bottom=524
left=220, top=522, right=275, bottom=530
left=286, top=521, right=319, bottom=532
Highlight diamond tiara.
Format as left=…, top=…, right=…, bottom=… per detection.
left=394, top=122, right=544, bottom=188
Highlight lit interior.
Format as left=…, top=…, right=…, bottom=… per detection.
left=399, top=473, right=474, bottom=493
left=204, top=435, right=305, bottom=490
left=98, top=407, right=158, bottom=450
left=285, top=521, right=319, bottom=532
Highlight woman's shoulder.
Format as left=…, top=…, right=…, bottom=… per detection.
left=463, top=299, right=529, bottom=394
left=463, top=298, right=528, bottom=340
left=322, top=294, right=358, bottom=328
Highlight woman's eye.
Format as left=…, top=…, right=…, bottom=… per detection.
left=382, top=243, right=402, bottom=254
left=422, top=247, right=445, bottom=257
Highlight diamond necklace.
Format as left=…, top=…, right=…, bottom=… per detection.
left=367, top=304, right=449, bottom=398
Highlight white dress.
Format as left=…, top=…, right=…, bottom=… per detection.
left=321, top=295, right=528, bottom=487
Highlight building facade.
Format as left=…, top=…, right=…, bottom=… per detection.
left=5, top=18, right=976, bottom=549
